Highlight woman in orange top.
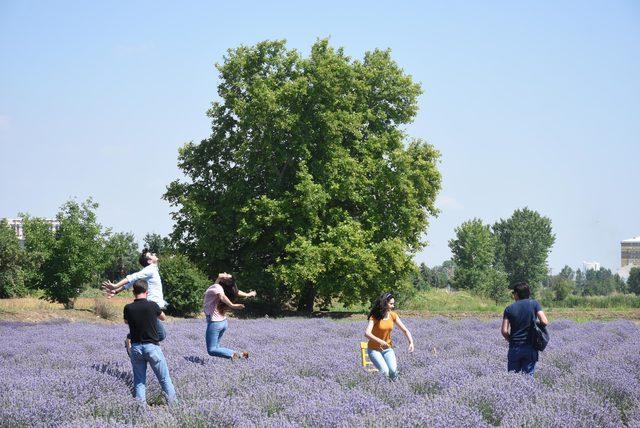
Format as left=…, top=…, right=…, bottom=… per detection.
left=364, top=292, right=414, bottom=380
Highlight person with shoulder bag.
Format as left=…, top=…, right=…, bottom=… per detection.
left=500, top=282, right=549, bottom=376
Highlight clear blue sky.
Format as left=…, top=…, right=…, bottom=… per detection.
left=1, top=1, right=638, bottom=273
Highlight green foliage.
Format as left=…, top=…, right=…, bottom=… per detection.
left=582, top=268, right=626, bottom=296
left=493, top=207, right=555, bottom=294
left=401, top=288, right=503, bottom=313
left=551, top=277, right=575, bottom=301
left=449, top=219, right=496, bottom=291
left=628, top=267, right=640, bottom=295
left=42, top=199, right=103, bottom=309
left=102, top=232, right=139, bottom=282
left=545, top=293, right=640, bottom=309
left=165, top=39, right=441, bottom=311
left=418, top=260, right=455, bottom=289
left=0, top=220, right=27, bottom=297
left=484, top=268, right=510, bottom=303
left=20, top=215, right=56, bottom=290
left=160, top=254, right=210, bottom=317
left=143, top=233, right=172, bottom=256
left=410, top=267, right=430, bottom=291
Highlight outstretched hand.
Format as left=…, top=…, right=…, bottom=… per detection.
left=248, top=290, right=257, bottom=298
left=101, top=281, right=116, bottom=298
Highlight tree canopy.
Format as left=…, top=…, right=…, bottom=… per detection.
left=42, top=199, right=103, bottom=308
left=0, top=219, right=26, bottom=298
left=493, top=207, right=555, bottom=293
left=165, top=39, right=441, bottom=310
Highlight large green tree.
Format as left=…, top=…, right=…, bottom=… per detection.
left=493, top=208, right=555, bottom=294
left=449, top=218, right=496, bottom=292
left=165, top=39, right=441, bottom=311
left=42, top=199, right=104, bottom=308
left=0, top=220, right=26, bottom=298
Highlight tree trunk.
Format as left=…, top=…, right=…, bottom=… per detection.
left=297, top=283, right=316, bottom=313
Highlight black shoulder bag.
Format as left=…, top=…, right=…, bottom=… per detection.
left=530, top=301, right=550, bottom=351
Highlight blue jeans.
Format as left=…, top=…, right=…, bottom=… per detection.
left=367, top=348, right=398, bottom=380
left=508, top=343, right=538, bottom=376
left=206, top=317, right=235, bottom=359
left=130, top=343, right=176, bottom=404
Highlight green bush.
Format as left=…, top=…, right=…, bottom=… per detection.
left=160, top=254, right=210, bottom=317
left=548, top=294, right=640, bottom=309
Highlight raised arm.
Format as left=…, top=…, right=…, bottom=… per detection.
left=237, top=289, right=257, bottom=298
left=219, top=293, right=245, bottom=310
left=364, top=319, right=389, bottom=349
left=102, top=269, right=149, bottom=297
left=394, top=316, right=415, bottom=352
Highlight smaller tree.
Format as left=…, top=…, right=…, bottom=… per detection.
left=21, top=215, right=56, bottom=290
left=558, top=265, right=575, bottom=281
left=161, top=254, right=210, bottom=317
left=575, top=269, right=586, bottom=295
left=0, top=220, right=26, bottom=297
left=410, top=265, right=430, bottom=291
left=551, top=277, right=575, bottom=301
left=449, top=219, right=496, bottom=293
left=484, top=268, right=510, bottom=303
left=102, top=232, right=139, bottom=282
left=42, top=199, right=103, bottom=308
left=628, top=267, right=640, bottom=296
left=493, top=207, right=555, bottom=294
left=144, top=233, right=173, bottom=256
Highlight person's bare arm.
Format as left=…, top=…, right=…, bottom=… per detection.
left=394, top=316, right=414, bottom=352
left=237, top=290, right=257, bottom=298
left=219, top=293, right=245, bottom=310
left=536, top=311, right=549, bottom=327
left=501, top=318, right=510, bottom=341
left=364, top=319, right=388, bottom=349
left=158, top=311, right=167, bottom=321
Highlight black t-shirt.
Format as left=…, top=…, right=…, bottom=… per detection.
left=503, top=299, right=542, bottom=346
left=123, top=298, right=162, bottom=345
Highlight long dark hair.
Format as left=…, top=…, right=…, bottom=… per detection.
left=368, top=292, right=394, bottom=321
left=217, top=276, right=239, bottom=310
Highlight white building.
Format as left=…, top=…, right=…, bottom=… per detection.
left=619, top=236, right=640, bottom=280
left=2, top=217, right=60, bottom=241
left=582, top=261, right=601, bottom=271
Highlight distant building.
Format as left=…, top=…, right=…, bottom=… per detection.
left=2, top=217, right=60, bottom=241
left=621, top=236, right=640, bottom=268
left=582, top=261, right=600, bottom=271
left=619, top=236, right=640, bottom=281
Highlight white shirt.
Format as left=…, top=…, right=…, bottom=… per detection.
left=124, top=264, right=167, bottom=308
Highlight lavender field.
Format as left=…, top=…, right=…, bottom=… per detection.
left=1, top=317, right=639, bottom=428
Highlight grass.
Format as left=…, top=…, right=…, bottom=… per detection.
left=0, top=288, right=130, bottom=323
left=329, top=289, right=640, bottom=322
left=2, top=288, right=640, bottom=323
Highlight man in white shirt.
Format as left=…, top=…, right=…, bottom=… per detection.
left=102, top=248, right=168, bottom=352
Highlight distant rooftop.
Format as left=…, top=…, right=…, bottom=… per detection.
left=622, top=236, right=640, bottom=243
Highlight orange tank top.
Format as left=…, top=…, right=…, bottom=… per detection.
left=367, top=311, right=398, bottom=351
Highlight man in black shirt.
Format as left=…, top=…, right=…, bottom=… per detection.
left=123, top=279, right=177, bottom=405
left=501, top=282, right=549, bottom=376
